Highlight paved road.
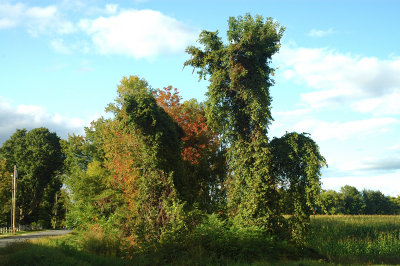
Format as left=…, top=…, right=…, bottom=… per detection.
left=0, top=230, right=73, bottom=248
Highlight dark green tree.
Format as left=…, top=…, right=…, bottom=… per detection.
left=362, top=189, right=393, bottom=215
left=0, top=159, right=12, bottom=225
left=185, top=14, right=285, bottom=232
left=0, top=128, right=64, bottom=227
left=270, top=132, right=326, bottom=244
left=388, top=196, right=400, bottom=214
left=341, top=185, right=364, bottom=215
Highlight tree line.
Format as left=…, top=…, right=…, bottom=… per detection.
left=0, top=14, right=397, bottom=258
left=315, top=185, right=400, bottom=215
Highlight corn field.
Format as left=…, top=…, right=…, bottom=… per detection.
left=308, top=215, right=400, bottom=264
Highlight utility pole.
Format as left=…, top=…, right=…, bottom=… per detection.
left=12, top=165, right=17, bottom=235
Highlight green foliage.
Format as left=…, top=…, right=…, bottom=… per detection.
left=227, top=138, right=284, bottom=233
left=317, top=186, right=400, bottom=215
left=60, top=14, right=329, bottom=259
left=0, top=159, right=11, bottom=225
left=62, top=120, right=123, bottom=232
left=139, top=213, right=306, bottom=265
left=0, top=128, right=64, bottom=227
left=118, top=76, right=185, bottom=193
left=362, top=189, right=394, bottom=215
left=270, top=132, right=326, bottom=244
left=317, top=189, right=345, bottom=214
left=99, top=76, right=188, bottom=250
left=185, top=14, right=284, bottom=139
left=341, top=185, right=364, bottom=215
left=185, top=13, right=286, bottom=233
left=389, top=196, right=400, bottom=214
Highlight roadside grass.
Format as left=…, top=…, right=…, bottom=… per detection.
left=0, top=232, right=126, bottom=266
left=308, top=215, right=400, bottom=265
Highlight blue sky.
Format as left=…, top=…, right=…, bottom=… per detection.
left=1, top=0, right=400, bottom=196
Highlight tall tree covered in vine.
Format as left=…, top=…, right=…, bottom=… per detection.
left=185, top=14, right=285, bottom=232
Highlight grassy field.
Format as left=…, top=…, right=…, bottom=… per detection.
left=308, top=215, right=400, bottom=264
left=0, top=216, right=399, bottom=265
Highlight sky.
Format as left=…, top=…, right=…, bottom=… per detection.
left=1, top=0, right=399, bottom=196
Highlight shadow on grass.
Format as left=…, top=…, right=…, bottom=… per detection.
left=0, top=241, right=125, bottom=266
left=0, top=228, right=330, bottom=266
left=0, top=238, right=329, bottom=266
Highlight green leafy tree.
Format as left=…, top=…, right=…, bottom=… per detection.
left=185, top=14, right=285, bottom=232
left=362, top=189, right=393, bottom=215
left=0, top=159, right=12, bottom=225
left=318, top=189, right=345, bottom=214
left=51, top=188, right=71, bottom=229
left=388, top=196, right=400, bottom=214
left=341, top=185, right=364, bottom=215
left=101, top=76, right=187, bottom=249
left=62, top=119, right=122, bottom=230
left=270, top=132, right=326, bottom=244
left=0, top=128, right=64, bottom=227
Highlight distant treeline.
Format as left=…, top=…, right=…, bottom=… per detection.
left=315, top=185, right=400, bottom=215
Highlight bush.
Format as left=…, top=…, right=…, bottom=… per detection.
left=146, top=214, right=288, bottom=264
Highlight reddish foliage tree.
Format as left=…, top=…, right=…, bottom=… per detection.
left=154, top=86, right=219, bottom=165
left=154, top=87, right=226, bottom=211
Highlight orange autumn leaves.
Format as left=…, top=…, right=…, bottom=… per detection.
left=154, top=86, right=218, bottom=165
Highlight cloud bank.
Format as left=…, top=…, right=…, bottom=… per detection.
left=0, top=2, right=198, bottom=59
left=78, top=9, right=198, bottom=58
left=0, top=2, right=74, bottom=35
left=277, top=46, right=400, bottom=115
left=0, top=98, right=86, bottom=144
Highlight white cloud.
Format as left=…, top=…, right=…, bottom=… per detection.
left=50, top=39, right=71, bottom=54
left=276, top=46, right=400, bottom=115
left=1, top=3, right=197, bottom=58
left=322, top=170, right=400, bottom=197
left=360, top=157, right=400, bottom=171
left=338, top=153, right=400, bottom=173
left=351, top=91, right=400, bottom=115
left=25, top=5, right=57, bottom=19
left=272, top=115, right=398, bottom=141
left=105, top=4, right=118, bottom=15
left=293, top=117, right=399, bottom=142
left=0, top=17, right=16, bottom=28
left=0, top=2, right=25, bottom=17
left=78, top=9, right=198, bottom=58
left=390, top=143, right=400, bottom=151
left=0, top=98, right=86, bottom=144
left=307, top=28, right=334, bottom=37
left=0, top=2, right=75, bottom=35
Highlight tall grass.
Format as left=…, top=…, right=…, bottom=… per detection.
left=0, top=232, right=126, bottom=266
left=3, top=215, right=399, bottom=265
left=308, top=215, right=400, bottom=264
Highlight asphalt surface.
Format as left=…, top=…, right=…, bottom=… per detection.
left=0, top=230, right=73, bottom=248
